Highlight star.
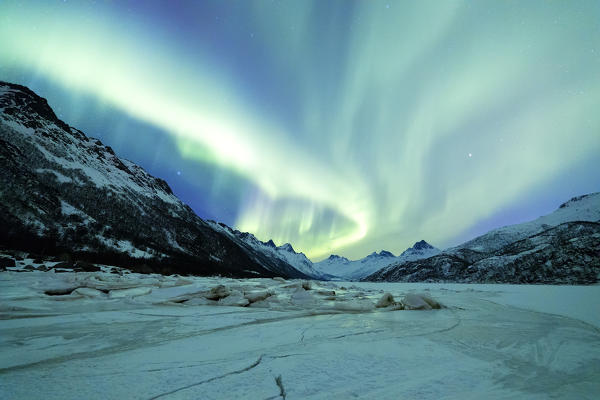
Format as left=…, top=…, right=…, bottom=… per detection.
left=468, top=153, right=472, bottom=158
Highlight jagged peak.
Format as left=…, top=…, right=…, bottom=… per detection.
left=367, top=250, right=395, bottom=258
left=0, top=80, right=70, bottom=132
left=412, top=240, right=434, bottom=250
left=264, top=239, right=276, bottom=248
left=278, top=243, right=295, bottom=253
left=326, top=254, right=349, bottom=262
left=399, top=240, right=437, bottom=258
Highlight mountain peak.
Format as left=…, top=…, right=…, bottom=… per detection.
left=0, top=81, right=70, bottom=132
left=278, top=243, right=295, bottom=253
left=399, top=240, right=439, bottom=258
left=326, top=254, right=349, bottom=262
left=412, top=240, right=434, bottom=250
left=367, top=250, right=395, bottom=258
left=559, top=192, right=599, bottom=209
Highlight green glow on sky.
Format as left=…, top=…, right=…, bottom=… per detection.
left=1, top=1, right=599, bottom=260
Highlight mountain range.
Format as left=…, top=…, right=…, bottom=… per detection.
left=312, top=241, right=440, bottom=280
left=364, top=192, right=600, bottom=284
left=1, top=81, right=598, bottom=284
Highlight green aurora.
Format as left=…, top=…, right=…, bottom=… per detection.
left=1, top=1, right=599, bottom=260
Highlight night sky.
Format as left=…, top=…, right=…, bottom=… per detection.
left=1, top=1, right=599, bottom=260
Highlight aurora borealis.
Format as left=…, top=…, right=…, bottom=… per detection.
left=1, top=1, right=599, bottom=260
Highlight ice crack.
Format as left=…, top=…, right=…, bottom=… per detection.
left=264, top=374, right=287, bottom=400
left=148, top=354, right=264, bottom=399
left=275, top=374, right=286, bottom=399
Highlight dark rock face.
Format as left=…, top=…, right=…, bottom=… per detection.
left=364, top=222, right=600, bottom=284
left=325, top=254, right=350, bottom=263
left=412, top=240, right=434, bottom=250
left=0, top=81, right=309, bottom=279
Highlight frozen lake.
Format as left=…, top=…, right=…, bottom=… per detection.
left=1, top=270, right=599, bottom=399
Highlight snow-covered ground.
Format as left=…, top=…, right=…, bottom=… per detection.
left=1, top=269, right=599, bottom=399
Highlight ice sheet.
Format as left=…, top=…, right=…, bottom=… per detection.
left=0, top=271, right=599, bottom=399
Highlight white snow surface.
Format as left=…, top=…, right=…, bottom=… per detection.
left=1, top=269, right=598, bottom=399
left=93, top=237, right=155, bottom=259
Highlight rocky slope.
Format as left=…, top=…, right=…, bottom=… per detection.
left=313, top=241, right=440, bottom=280
left=0, top=81, right=311, bottom=278
left=364, top=193, right=600, bottom=284
left=207, top=220, right=329, bottom=279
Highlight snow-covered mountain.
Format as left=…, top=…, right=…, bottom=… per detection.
left=365, top=193, right=600, bottom=284
left=313, top=241, right=440, bottom=280
left=206, top=221, right=328, bottom=279
left=399, top=240, right=440, bottom=259
left=0, top=81, right=311, bottom=279
left=448, top=193, right=600, bottom=254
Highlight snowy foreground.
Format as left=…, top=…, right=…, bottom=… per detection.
left=1, top=270, right=599, bottom=399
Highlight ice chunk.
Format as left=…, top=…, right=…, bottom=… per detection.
left=282, top=282, right=303, bottom=290
left=402, top=293, right=432, bottom=310
left=73, top=287, right=107, bottom=298
left=375, top=293, right=396, bottom=308
left=218, top=291, right=249, bottom=307
left=417, top=293, right=442, bottom=309
left=205, top=285, right=231, bottom=300
left=249, top=295, right=285, bottom=309
left=244, top=291, right=271, bottom=303
left=108, top=287, right=152, bottom=298
left=158, top=278, right=193, bottom=288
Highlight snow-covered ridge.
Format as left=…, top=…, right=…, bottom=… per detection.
left=208, top=220, right=440, bottom=281
left=365, top=193, right=600, bottom=284
left=207, top=220, right=325, bottom=279
left=0, top=82, right=180, bottom=208
left=313, top=241, right=440, bottom=280
left=448, top=192, right=600, bottom=254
